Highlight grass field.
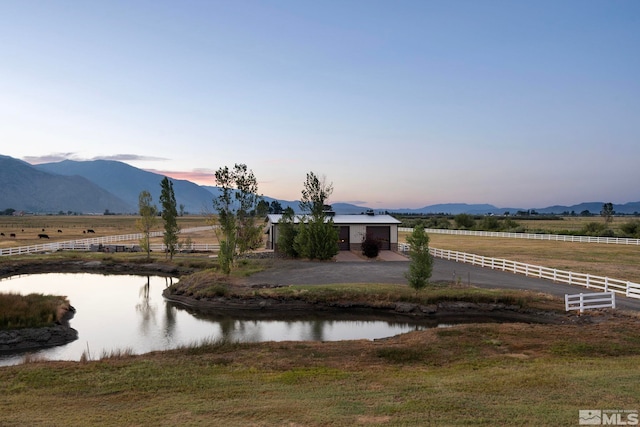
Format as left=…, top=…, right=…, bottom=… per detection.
left=2, top=215, right=639, bottom=283
left=2, top=216, right=640, bottom=425
left=1, top=313, right=640, bottom=426
left=398, top=231, right=640, bottom=284
left=501, top=216, right=634, bottom=234
left=0, top=215, right=214, bottom=249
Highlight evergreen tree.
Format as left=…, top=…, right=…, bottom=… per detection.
left=277, top=207, right=299, bottom=257
left=405, top=224, right=433, bottom=291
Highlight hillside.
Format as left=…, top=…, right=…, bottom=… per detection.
left=0, top=155, right=133, bottom=213
left=36, top=160, right=216, bottom=215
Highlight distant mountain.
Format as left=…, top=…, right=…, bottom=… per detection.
left=391, top=202, right=640, bottom=215
left=0, top=155, right=132, bottom=213
left=3, top=154, right=638, bottom=216
left=36, top=160, right=215, bottom=214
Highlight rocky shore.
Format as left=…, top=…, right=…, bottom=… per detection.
left=0, top=325, right=78, bottom=354
left=0, top=301, right=78, bottom=354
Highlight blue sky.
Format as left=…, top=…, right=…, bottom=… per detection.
left=1, top=1, right=638, bottom=209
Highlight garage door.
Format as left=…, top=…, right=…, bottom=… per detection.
left=366, top=226, right=390, bottom=250
left=338, top=226, right=350, bottom=250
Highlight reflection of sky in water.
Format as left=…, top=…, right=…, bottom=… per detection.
left=0, top=273, right=423, bottom=366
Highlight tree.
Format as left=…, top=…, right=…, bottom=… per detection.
left=212, top=164, right=263, bottom=274
left=293, top=172, right=338, bottom=260
left=454, top=213, right=475, bottom=229
left=160, top=177, right=180, bottom=260
left=137, top=190, right=158, bottom=260
left=601, top=202, right=615, bottom=223
left=276, top=207, right=299, bottom=257
left=300, top=172, right=333, bottom=216
left=405, top=224, right=433, bottom=292
left=269, top=200, right=284, bottom=214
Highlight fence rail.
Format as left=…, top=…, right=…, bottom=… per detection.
left=398, top=243, right=640, bottom=300
left=399, top=227, right=640, bottom=246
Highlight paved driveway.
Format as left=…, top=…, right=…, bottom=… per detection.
left=245, top=251, right=640, bottom=311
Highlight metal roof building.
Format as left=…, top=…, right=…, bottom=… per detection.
left=265, top=213, right=401, bottom=252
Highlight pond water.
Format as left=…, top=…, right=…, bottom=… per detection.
left=0, top=273, right=428, bottom=366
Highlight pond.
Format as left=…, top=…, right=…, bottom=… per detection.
left=0, top=273, right=430, bottom=366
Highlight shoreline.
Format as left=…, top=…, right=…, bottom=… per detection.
left=163, top=289, right=568, bottom=325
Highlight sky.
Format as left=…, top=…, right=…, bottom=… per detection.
left=1, top=1, right=639, bottom=210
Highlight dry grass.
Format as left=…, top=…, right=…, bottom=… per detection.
left=0, top=293, right=69, bottom=329
left=1, top=312, right=640, bottom=426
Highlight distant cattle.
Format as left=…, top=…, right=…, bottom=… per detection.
left=87, top=229, right=95, bottom=233
left=57, top=229, right=62, bottom=233
left=38, top=234, right=49, bottom=239
left=42, top=228, right=45, bottom=232
left=0, top=233, right=4, bottom=236
left=10, top=233, right=16, bottom=238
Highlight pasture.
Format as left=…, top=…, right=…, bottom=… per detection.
left=0, top=215, right=215, bottom=249
left=2, top=215, right=640, bottom=425
left=2, top=215, right=638, bottom=285
left=514, top=215, right=634, bottom=234
left=401, top=229, right=640, bottom=284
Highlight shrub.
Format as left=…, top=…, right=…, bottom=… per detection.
left=361, top=236, right=381, bottom=258
left=620, top=220, right=640, bottom=238
left=580, top=222, right=613, bottom=237
left=454, top=214, right=475, bottom=229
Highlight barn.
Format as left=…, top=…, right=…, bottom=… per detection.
left=265, top=212, right=402, bottom=252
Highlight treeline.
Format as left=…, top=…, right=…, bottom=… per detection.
left=396, top=214, right=640, bottom=239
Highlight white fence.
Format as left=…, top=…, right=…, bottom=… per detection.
left=398, top=228, right=640, bottom=246
left=149, top=243, right=220, bottom=252
left=398, top=243, right=640, bottom=300
left=565, top=292, right=616, bottom=313
left=0, top=226, right=217, bottom=256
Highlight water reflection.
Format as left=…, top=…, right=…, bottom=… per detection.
left=0, top=273, right=425, bottom=366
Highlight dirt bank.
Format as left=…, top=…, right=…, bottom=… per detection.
left=0, top=259, right=190, bottom=279
left=163, top=289, right=569, bottom=325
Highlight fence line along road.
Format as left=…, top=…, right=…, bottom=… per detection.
left=398, top=243, right=640, bottom=300
left=399, top=227, right=640, bottom=246
left=0, top=226, right=217, bottom=257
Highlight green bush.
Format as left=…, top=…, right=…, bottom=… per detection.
left=620, top=220, right=640, bottom=238
left=454, top=214, right=475, bottom=229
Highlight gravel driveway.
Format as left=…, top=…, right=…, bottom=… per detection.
left=245, top=252, right=640, bottom=312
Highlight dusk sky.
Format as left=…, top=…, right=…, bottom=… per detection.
left=1, top=1, right=638, bottom=209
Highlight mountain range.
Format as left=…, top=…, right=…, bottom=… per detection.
left=1, top=155, right=639, bottom=215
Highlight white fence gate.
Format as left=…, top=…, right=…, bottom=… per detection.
left=565, top=292, right=616, bottom=313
